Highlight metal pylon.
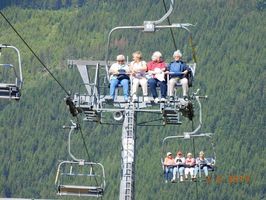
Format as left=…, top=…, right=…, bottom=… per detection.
left=119, top=104, right=136, bottom=200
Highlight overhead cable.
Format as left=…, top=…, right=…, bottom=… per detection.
left=0, top=11, right=70, bottom=96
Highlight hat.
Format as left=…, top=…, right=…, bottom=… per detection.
left=173, top=50, right=182, bottom=58
left=167, top=152, right=172, bottom=156
left=177, top=151, right=182, bottom=155
left=187, top=152, right=192, bottom=156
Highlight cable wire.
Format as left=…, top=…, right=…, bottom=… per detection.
left=191, top=119, right=199, bottom=199
left=162, top=0, right=178, bottom=50
left=76, top=116, right=99, bottom=187
left=0, top=11, right=70, bottom=96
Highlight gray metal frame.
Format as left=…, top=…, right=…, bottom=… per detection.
left=160, top=96, right=216, bottom=182
left=55, top=121, right=106, bottom=197
left=0, top=44, right=23, bottom=100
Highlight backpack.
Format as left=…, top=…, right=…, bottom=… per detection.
left=186, top=67, right=194, bottom=87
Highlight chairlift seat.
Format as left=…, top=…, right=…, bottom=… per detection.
left=57, top=184, right=104, bottom=197
left=0, top=83, right=20, bottom=99
left=55, top=160, right=106, bottom=198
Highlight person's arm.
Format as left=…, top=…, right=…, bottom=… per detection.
left=182, top=63, right=189, bottom=75
left=139, top=61, right=147, bottom=71
left=147, top=62, right=156, bottom=74
left=163, top=157, right=168, bottom=166
left=124, top=65, right=130, bottom=74
left=161, top=62, right=167, bottom=72
left=109, top=64, right=118, bottom=75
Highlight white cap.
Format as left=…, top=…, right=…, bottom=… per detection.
left=173, top=50, right=182, bottom=58
left=167, top=152, right=172, bottom=156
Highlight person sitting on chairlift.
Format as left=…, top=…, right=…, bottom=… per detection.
left=163, top=152, right=175, bottom=183
left=171, top=151, right=185, bottom=182
left=184, top=152, right=196, bottom=181
left=146, top=51, right=167, bottom=103
left=129, top=51, right=149, bottom=102
left=194, top=151, right=213, bottom=179
left=166, top=50, right=189, bottom=101
left=109, top=54, right=130, bottom=101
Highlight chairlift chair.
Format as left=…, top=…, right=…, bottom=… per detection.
left=55, top=120, right=106, bottom=197
left=55, top=160, right=106, bottom=197
left=0, top=44, right=23, bottom=100
left=161, top=132, right=216, bottom=183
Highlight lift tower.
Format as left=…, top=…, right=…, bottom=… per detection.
left=64, top=0, right=197, bottom=199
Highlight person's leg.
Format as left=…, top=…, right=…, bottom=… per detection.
left=179, top=167, right=185, bottom=181
left=131, top=78, right=139, bottom=96
left=148, top=78, right=158, bottom=98
left=172, top=167, right=177, bottom=181
left=120, top=79, right=129, bottom=100
left=184, top=168, right=189, bottom=179
left=194, top=166, right=199, bottom=177
left=159, top=80, right=167, bottom=98
left=169, top=78, right=177, bottom=96
left=189, top=168, right=195, bottom=179
left=164, top=167, right=169, bottom=182
left=180, top=77, right=188, bottom=97
left=110, top=79, right=119, bottom=100
left=203, top=166, right=208, bottom=177
left=139, top=77, right=148, bottom=96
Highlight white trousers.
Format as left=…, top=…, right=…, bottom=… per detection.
left=131, top=77, right=148, bottom=96
left=168, top=77, right=188, bottom=96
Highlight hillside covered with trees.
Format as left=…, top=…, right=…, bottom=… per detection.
left=0, top=0, right=265, bottom=199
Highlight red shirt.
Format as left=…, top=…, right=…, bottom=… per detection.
left=147, top=60, right=166, bottom=71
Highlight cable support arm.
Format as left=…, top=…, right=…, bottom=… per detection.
left=63, top=120, right=84, bottom=162
left=153, top=0, right=174, bottom=25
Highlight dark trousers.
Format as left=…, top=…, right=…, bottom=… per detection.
left=148, top=78, right=167, bottom=98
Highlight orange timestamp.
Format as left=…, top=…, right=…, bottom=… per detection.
left=206, top=175, right=250, bottom=185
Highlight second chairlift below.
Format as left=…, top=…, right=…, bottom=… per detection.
left=108, top=50, right=194, bottom=103
left=163, top=151, right=215, bottom=183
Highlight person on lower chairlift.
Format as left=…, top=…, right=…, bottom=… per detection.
left=184, top=152, right=196, bottom=181
left=163, top=152, right=175, bottom=183
left=171, top=151, right=185, bottom=182
left=194, top=151, right=213, bottom=179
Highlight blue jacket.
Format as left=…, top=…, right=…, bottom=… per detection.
left=167, top=60, right=188, bottom=79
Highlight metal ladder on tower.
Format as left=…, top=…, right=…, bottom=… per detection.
left=119, top=103, right=136, bottom=200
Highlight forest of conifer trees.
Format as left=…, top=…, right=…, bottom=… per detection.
left=0, top=0, right=265, bottom=199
